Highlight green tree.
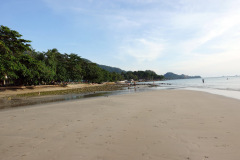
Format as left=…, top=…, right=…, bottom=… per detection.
left=0, top=41, right=18, bottom=81
left=55, top=53, right=68, bottom=82
left=102, top=70, right=112, bottom=82
left=13, top=54, right=50, bottom=85
left=0, top=25, right=31, bottom=85
left=66, top=53, right=83, bottom=82
left=111, top=72, right=123, bottom=82
left=2, top=25, right=160, bottom=86
left=0, top=25, right=31, bottom=56
left=44, top=48, right=58, bottom=80
left=82, top=62, right=103, bottom=83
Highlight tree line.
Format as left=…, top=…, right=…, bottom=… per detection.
left=121, top=70, right=164, bottom=81
left=0, top=25, right=163, bottom=86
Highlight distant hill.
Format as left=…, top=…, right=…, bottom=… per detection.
left=164, top=72, right=201, bottom=79
left=82, top=58, right=126, bottom=74
left=98, top=64, right=126, bottom=73
left=82, top=58, right=92, bottom=63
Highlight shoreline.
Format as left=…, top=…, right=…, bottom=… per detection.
left=156, top=76, right=240, bottom=101
left=1, top=90, right=240, bottom=159
left=184, top=87, right=240, bottom=101
left=0, top=83, right=158, bottom=110
left=0, top=83, right=113, bottom=98
left=0, top=84, right=128, bottom=110
left=1, top=82, right=240, bottom=110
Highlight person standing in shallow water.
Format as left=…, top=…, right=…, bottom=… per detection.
left=202, top=79, right=205, bottom=83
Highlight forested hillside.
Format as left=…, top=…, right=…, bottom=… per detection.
left=98, top=64, right=126, bottom=73
left=122, top=70, right=164, bottom=81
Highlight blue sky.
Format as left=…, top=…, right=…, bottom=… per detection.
left=1, top=0, right=240, bottom=77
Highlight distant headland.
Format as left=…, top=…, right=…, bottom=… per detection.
left=164, top=72, right=201, bottom=80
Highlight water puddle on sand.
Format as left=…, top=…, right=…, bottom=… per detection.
left=0, top=92, right=112, bottom=110
left=0, top=85, right=161, bottom=110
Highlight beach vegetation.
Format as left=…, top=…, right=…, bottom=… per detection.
left=0, top=25, right=126, bottom=86
left=0, top=25, right=163, bottom=86
left=121, top=70, right=164, bottom=81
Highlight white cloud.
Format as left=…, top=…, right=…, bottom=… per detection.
left=177, top=10, right=240, bottom=55
left=118, top=38, right=164, bottom=62
left=42, top=0, right=240, bottom=76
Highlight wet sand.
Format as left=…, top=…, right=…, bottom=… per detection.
left=0, top=84, right=125, bottom=109
left=0, top=84, right=105, bottom=98
left=1, top=90, right=240, bottom=160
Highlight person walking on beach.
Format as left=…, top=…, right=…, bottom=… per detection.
left=202, top=79, right=204, bottom=83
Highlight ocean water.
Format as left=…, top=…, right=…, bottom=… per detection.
left=155, top=76, right=240, bottom=100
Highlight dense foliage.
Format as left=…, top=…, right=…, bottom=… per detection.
left=0, top=25, right=125, bottom=85
left=121, top=70, right=164, bottom=81
left=0, top=25, right=164, bottom=86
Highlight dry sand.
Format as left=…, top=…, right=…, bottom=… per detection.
left=1, top=90, right=240, bottom=160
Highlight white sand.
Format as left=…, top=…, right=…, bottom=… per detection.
left=1, top=90, right=240, bottom=160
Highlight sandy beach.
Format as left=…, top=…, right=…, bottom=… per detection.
left=1, top=90, right=240, bottom=160
left=0, top=83, right=124, bottom=109
left=0, top=84, right=104, bottom=98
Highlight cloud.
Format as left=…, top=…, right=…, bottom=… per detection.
left=176, top=10, right=240, bottom=55
left=118, top=38, right=164, bottom=62
left=42, top=0, right=240, bottom=76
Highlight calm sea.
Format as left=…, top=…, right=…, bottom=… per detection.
left=154, top=76, right=240, bottom=100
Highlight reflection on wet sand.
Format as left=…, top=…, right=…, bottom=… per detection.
left=0, top=85, right=159, bottom=110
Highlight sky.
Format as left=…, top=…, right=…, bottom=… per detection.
left=1, top=0, right=240, bottom=77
